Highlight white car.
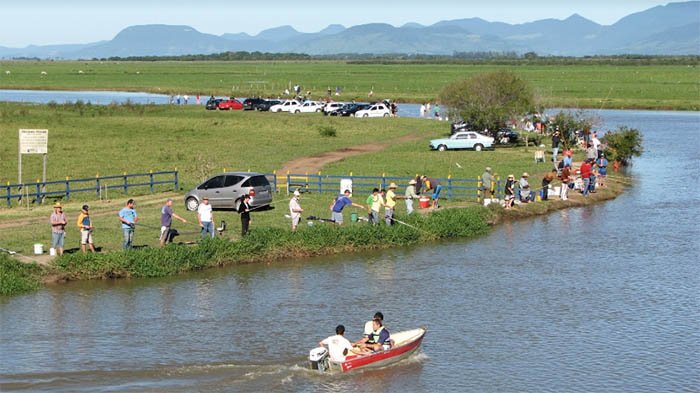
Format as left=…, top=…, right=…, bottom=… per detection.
left=322, top=102, right=345, bottom=115
left=270, top=100, right=302, bottom=113
left=296, top=101, right=324, bottom=113
left=355, top=104, right=391, bottom=118
left=429, top=131, right=495, bottom=151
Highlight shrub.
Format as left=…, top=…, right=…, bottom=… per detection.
left=603, top=126, right=644, bottom=166
left=318, top=125, right=337, bottom=137
left=0, top=254, right=43, bottom=296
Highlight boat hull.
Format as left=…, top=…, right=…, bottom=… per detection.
left=331, top=327, right=426, bottom=373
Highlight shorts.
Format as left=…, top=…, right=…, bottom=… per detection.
left=160, top=226, right=170, bottom=240
left=52, top=232, right=65, bottom=248
left=292, top=215, right=301, bottom=227
left=80, top=229, right=93, bottom=245
left=331, top=211, right=343, bottom=223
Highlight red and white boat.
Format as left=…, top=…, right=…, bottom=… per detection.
left=309, top=327, right=427, bottom=373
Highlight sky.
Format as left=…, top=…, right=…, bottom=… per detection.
left=1, top=0, right=676, bottom=48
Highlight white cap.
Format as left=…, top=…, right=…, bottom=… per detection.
left=293, top=190, right=301, bottom=196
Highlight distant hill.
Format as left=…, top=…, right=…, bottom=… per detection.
left=0, top=1, right=697, bottom=59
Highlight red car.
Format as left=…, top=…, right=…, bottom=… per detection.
left=217, top=98, right=243, bottom=110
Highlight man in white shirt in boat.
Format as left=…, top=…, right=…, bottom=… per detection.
left=353, top=311, right=384, bottom=348
left=319, top=325, right=364, bottom=362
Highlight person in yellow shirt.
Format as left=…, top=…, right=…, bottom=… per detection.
left=76, top=205, right=96, bottom=253
left=384, top=183, right=398, bottom=225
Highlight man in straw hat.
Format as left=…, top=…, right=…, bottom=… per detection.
left=404, top=179, right=420, bottom=214
left=384, top=182, right=398, bottom=225
left=519, top=172, right=534, bottom=203
left=50, top=202, right=67, bottom=256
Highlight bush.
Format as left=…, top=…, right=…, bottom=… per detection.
left=0, top=254, right=43, bottom=296
left=603, top=126, right=644, bottom=166
left=318, top=125, right=337, bottom=137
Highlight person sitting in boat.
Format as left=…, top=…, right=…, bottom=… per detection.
left=353, top=311, right=383, bottom=348
left=360, top=319, right=393, bottom=352
left=319, top=325, right=364, bottom=362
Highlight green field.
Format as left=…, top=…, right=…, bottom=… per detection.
left=1, top=61, right=698, bottom=110
left=0, top=102, right=576, bottom=254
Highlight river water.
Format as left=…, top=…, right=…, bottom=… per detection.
left=1, top=109, right=699, bottom=392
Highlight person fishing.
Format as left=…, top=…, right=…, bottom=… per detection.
left=238, top=194, right=252, bottom=236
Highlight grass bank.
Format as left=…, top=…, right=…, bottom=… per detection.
left=1, top=61, right=698, bottom=110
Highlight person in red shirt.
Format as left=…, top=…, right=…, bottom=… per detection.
left=579, top=159, right=593, bottom=197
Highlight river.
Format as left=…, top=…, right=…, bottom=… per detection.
left=1, top=109, right=699, bottom=392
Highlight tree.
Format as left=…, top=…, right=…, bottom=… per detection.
left=438, top=70, right=534, bottom=136
left=602, top=126, right=643, bottom=166
left=548, top=110, right=597, bottom=150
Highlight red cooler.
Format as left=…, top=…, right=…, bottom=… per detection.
left=419, top=196, right=431, bottom=208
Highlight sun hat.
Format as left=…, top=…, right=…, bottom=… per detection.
left=508, top=174, right=514, bottom=179
left=53, top=202, right=62, bottom=208
left=522, top=172, right=529, bottom=177
left=485, top=167, right=492, bottom=172
left=202, top=196, right=209, bottom=200
left=293, top=190, right=301, bottom=196
left=388, top=182, right=397, bottom=189
left=409, top=179, right=417, bottom=185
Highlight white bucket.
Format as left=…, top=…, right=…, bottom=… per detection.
left=34, top=243, right=43, bottom=255
left=49, top=247, right=57, bottom=256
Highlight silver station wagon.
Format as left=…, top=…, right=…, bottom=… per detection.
left=184, top=172, right=273, bottom=211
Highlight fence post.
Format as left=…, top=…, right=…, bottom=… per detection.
left=272, top=171, right=277, bottom=193
left=65, top=177, right=71, bottom=200
left=381, top=173, right=386, bottom=190
left=149, top=170, right=154, bottom=193
left=6, top=182, right=10, bottom=208
left=174, top=170, right=179, bottom=191
left=477, top=175, right=482, bottom=203
left=286, top=173, right=291, bottom=195
left=96, top=174, right=101, bottom=198
left=36, top=181, right=42, bottom=205
left=447, top=175, right=452, bottom=201
left=123, top=172, right=128, bottom=194
left=318, top=172, right=322, bottom=193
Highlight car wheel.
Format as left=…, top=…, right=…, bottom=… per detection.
left=383, top=113, right=390, bottom=117
left=294, top=110, right=300, bottom=114
left=363, top=114, right=369, bottom=118
left=438, top=145, right=447, bottom=152
left=316, top=108, right=322, bottom=112
left=474, top=144, right=484, bottom=151
left=185, top=197, right=199, bottom=211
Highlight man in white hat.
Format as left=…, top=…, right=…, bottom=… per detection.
left=404, top=179, right=419, bottom=214
left=50, top=202, right=67, bottom=256
left=289, top=190, right=303, bottom=231
left=384, top=182, right=398, bottom=225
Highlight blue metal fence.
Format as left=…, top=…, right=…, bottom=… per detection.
left=279, top=173, right=502, bottom=201
left=3, top=171, right=178, bottom=207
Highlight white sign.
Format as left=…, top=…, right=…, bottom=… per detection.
left=19, top=129, right=48, bottom=154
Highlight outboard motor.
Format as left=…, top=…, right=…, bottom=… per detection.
left=309, top=347, right=329, bottom=371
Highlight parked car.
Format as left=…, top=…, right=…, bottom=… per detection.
left=296, top=101, right=324, bottom=113
left=184, top=172, right=273, bottom=212
left=242, top=98, right=268, bottom=111
left=496, top=128, right=519, bottom=144
left=205, top=98, right=223, bottom=110
left=217, top=98, right=243, bottom=110
left=429, top=131, right=494, bottom=151
left=256, top=99, right=282, bottom=111
left=322, top=102, right=345, bottom=115
left=330, top=103, right=370, bottom=117
left=355, top=104, right=391, bottom=118
left=270, top=100, right=302, bottom=113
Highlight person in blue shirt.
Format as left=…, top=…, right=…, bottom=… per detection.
left=118, top=199, right=139, bottom=249
left=329, top=189, right=365, bottom=225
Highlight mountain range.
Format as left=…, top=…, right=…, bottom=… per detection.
left=1, top=1, right=698, bottom=59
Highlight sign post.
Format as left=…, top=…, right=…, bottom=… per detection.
left=18, top=129, right=49, bottom=185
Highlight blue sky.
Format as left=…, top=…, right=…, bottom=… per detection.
left=2, top=0, right=675, bottom=47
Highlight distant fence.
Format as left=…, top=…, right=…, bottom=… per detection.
left=278, top=173, right=503, bottom=201
left=3, top=171, right=178, bottom=207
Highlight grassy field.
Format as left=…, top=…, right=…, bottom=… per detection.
left=1, top=61, right=698, bottom=110
left=0, top=101, right=582, bottom=255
